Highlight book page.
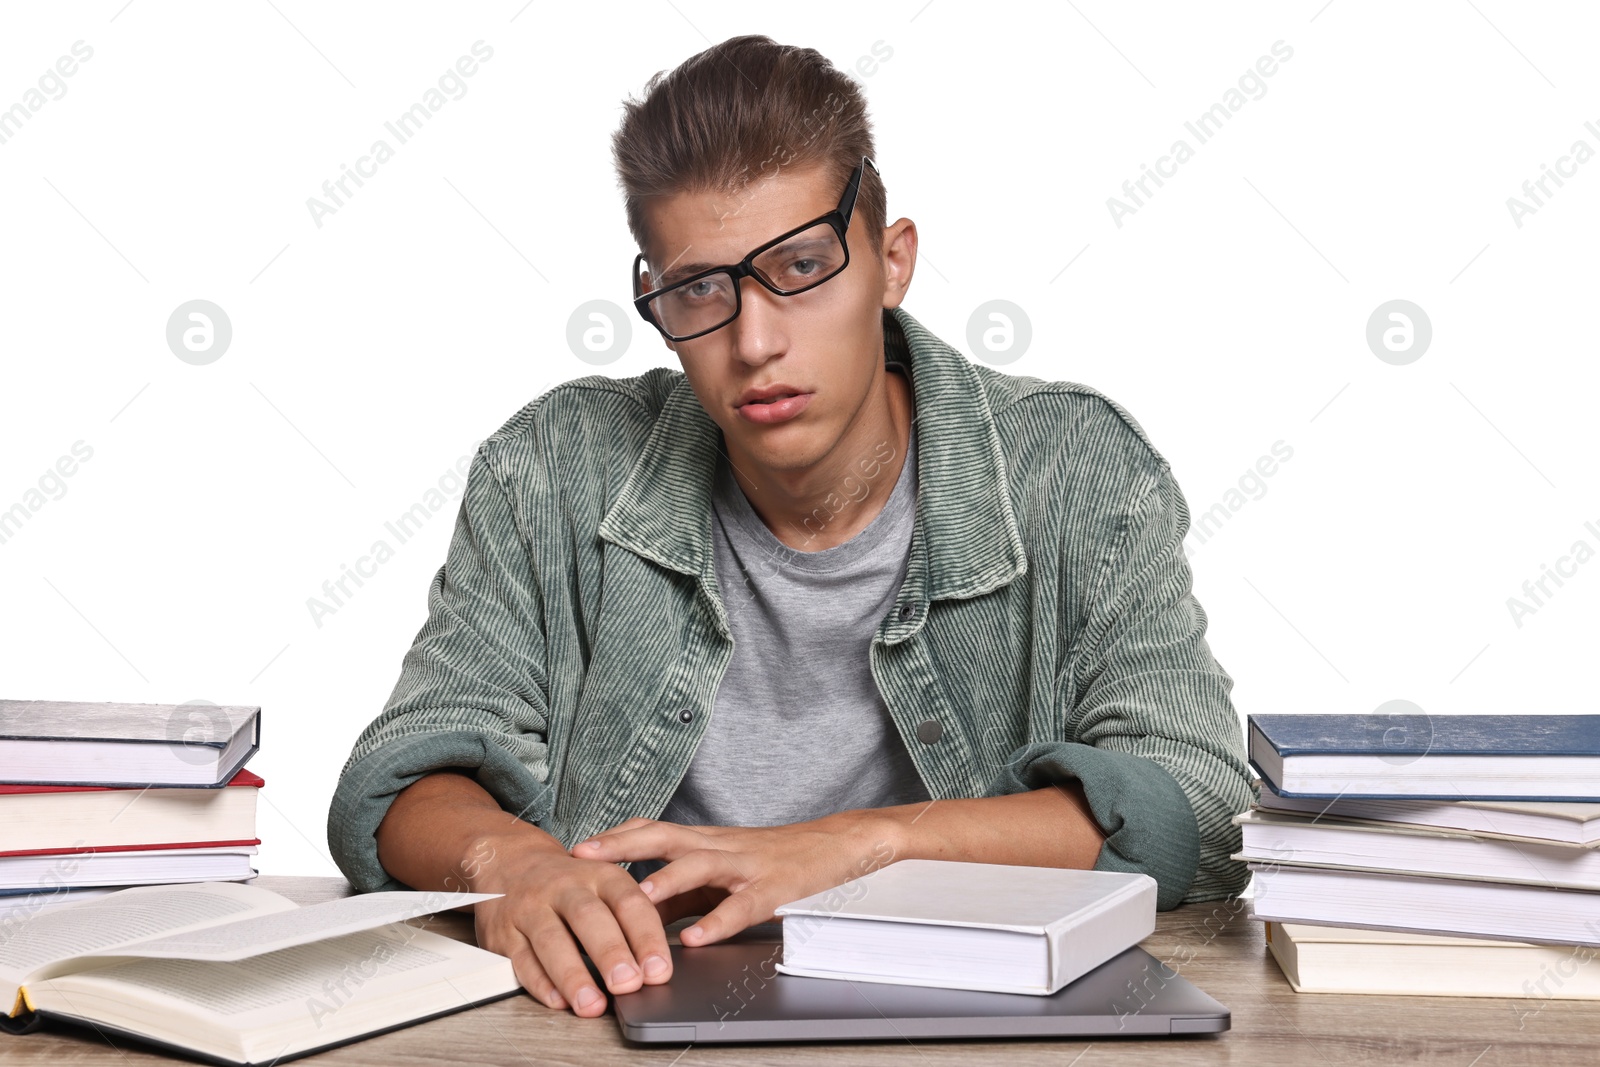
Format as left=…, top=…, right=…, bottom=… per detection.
left=52, top=926, right=456, bottom=1017
left=34, top=924, right=518, bottom=1062
left=0, top=699, right=256, bottom=743
left=44, top=891, right=496, bottom=966
left=1, top=882, right=294, bottom=1003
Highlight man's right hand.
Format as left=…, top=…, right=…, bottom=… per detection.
left=464, top=831, right=678, bottom=1016
left=375, top=770, right=717, bottom=1018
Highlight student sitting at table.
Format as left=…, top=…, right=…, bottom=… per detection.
left=327, top=33, right=1255, bottom=1020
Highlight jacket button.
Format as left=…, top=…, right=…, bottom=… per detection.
left=916, top=719, right=943, bottom=744
left=898, top=602, right=916, bottom=622
left=677, top=708, right=694, bottom=724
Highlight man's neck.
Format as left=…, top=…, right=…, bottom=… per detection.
left=727, top=364, right=913, bottom=553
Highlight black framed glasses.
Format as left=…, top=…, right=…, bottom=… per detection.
left=632, top=156, right=879, bottom=342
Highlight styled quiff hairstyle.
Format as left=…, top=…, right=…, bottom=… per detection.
left=611, top=35, right=888, bottom=267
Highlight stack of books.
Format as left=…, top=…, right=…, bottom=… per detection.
left=1236, top=711, right=1600, bottom=998
left=0, top=699, right=263, bottom=926
left=0, top=700, right=538, bottom=1065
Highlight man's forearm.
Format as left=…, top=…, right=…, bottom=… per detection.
left=375, top=769, right=566, bottom=908
left=857, top=782, right=1107, bottom=871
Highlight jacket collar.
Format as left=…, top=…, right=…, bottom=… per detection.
left=598, top=306, right=1028, bottom=635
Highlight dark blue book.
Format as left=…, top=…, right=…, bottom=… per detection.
left=1247, top=712, right=1600, bottom=801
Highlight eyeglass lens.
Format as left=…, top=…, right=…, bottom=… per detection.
left=644, top=221, right=847, bottom=340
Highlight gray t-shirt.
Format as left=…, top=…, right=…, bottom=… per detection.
left=632, top=377, right=932, bottom=879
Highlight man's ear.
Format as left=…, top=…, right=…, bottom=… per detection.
left=879, top=218, right=917, bottom=310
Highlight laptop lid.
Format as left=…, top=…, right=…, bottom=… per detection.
left=609, top=926, right=1229, bottom=1043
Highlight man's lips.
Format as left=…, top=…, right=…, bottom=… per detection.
left=736, top=382, right=808, bottom=406
left=736, top=392, right=813, bottom=424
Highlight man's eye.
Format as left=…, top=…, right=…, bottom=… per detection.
left=664, top=276, right=730, bottom=307
left=776, top=258, right=825, bottom=285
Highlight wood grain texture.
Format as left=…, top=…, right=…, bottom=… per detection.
left=4, top=876, right=1598, bottom=1065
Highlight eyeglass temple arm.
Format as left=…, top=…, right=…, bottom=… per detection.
left=842, top=156, right=878, bottom=219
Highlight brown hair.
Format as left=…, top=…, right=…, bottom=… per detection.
left=611, top=35, right=887, bottom=266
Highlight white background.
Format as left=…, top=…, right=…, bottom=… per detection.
left=1, top=2, right=1595, bottom=882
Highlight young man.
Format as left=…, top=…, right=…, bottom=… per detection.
left=328, top=35, right=1255, bottom=1018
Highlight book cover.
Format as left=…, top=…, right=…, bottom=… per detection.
left=1251, top=712, right=1600, bottom=756
left=1247, top=713, right=1600, bottom=800
left=0, top=839, right=262, bottom=858
left=0, top=768, right=265, bottom=796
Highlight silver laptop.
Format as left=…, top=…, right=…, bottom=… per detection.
left=607, top=923, right=1229, bottom=1043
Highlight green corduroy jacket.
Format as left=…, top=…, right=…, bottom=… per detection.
left=326, top=305, right=1257, bottom=910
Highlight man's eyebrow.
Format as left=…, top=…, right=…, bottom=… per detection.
left=658, top=261, right=716, bottom=285
left=655, top=235, right=833, bottom=286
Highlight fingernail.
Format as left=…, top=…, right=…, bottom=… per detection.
left=685, top=925, right=703, bottom=941
left=610, top=962, right=638, bottom=985
left=577, top=985, right=602, bottom=1009
left=643, top=954, right=668, bottom=978
left=639, top=879, right=655, bottom=896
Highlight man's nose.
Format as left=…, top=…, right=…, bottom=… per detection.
left=728, top=275, right=785, bottom=360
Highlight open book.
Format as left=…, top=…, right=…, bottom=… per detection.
left=0, top=881, right=523, bottom=1065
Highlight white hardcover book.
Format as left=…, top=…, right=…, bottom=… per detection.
left=1254, top=785, right=1600, bottom=847
left=1246, top=862, right=1600, bottom=947
left=772, top=859, right=1157, bottom=996
left=1232, top=808, right=1600, bottom=889
left=0, top=845, right=259, bottom=890
left=0, top=699, right=260, bottom=787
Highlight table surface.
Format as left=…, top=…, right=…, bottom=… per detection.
left=6, top=874, right=1599, bottom=1065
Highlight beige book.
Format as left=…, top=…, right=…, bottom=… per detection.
left=1266, top=920, right=1600, bottom=998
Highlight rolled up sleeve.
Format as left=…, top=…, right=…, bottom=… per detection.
left=991, top=464, right=1255, bottom=910
left=326, top=438, right=558, bottom=894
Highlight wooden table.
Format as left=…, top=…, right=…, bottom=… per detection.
left=6, top=875, right=1599, bottom=1065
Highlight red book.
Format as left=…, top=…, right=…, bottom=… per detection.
left=0, top=769, right=262, bottom=854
